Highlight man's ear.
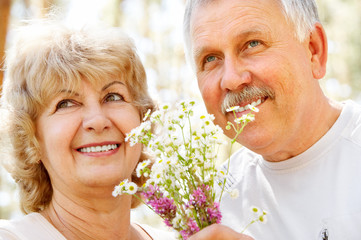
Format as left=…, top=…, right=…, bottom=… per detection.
left=308, top=22, right=328, bottom=80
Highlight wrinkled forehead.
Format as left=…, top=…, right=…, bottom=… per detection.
left=189, top=0, right=284, bottom=32
left=189, top=0, right=285, bottom=45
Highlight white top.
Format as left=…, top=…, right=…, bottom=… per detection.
left=219, top=100, right=361, bottom=240
left=0, top=212, right=175, bottom=240
left=0, top=213, right=66, bottom=240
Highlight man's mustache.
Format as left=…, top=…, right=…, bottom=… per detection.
left=221, top=86, right=275, bottom=114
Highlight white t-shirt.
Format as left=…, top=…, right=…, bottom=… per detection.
left=0, top=212, right=175, bottom=240
left=219, top=100, right=361, bottom=240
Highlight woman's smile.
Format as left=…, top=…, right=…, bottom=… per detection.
left=77, top=142, right=121, bottom=155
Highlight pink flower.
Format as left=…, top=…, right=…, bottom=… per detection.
left=207, top=202, right=222, bottom=224
left=148, top=197, right=176, bottom=217
left=189, top=185, right=209, bottom=207
left=180, top=218, right=200, bottom=240
left=141, top=185, right=177, bottom=226
left=188, top=218, right=200, bottom=232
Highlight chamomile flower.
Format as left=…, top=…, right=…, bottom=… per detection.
left=235, top=113, right=255, bottom=124
left=251, top=206, right=261, bottom=215
left=217, top=169, right=226, bottom=179
left=125, top=182, right=138, bottom=195
left=229, top=189, right=239, bottom=199
left=172, top=213, right=183, bottom=228
left=112, top=179, right=129, bottom=196
left=247, top=104, right=260, bottom=113
left=259, top=212, right=268, bottom=224
left=136, top=159, right=151, bottom=177
left=226, top=106, right=240, bottom=112
left=250, top=206, right=268, bottom=224
left=112, top=185, right=123, bottom=197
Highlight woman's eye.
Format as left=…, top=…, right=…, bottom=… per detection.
left=104, top=93, right=124, bottom=102
left=248, top=40, right=260, bottom=48
left=56, top=99, right=76, bottom=110
left=205, top=55, right=217, bottom=63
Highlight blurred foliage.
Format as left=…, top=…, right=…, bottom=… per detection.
left=1, top=0, right=360, bottom=223
left=316, top=0, right=361, bottom=101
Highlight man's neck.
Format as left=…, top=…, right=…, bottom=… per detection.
left=263, top=98, right=343, bottom=162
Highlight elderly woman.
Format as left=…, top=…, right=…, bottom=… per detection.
left=0, top=20, right=174, bottom=240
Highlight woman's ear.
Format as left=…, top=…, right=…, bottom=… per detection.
left=308, top=22, right=328, bottom=79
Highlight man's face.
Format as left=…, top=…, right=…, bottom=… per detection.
left=190, top=0, right=322, bottom=161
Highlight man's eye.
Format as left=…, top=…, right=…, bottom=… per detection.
left=104, top=93, right=124, bottom=102
left=56, top=99, right=76, bottom=110
left=205, top=55, right=217, bottom=63
left=248, top=40, right=260, bottom=48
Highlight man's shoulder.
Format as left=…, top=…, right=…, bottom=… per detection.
left=344, top=99, right=361, bottom=118
left=220, top=147, right=261, bottom=188
left=342, top=100, right=361, bottom=145
left=228, top=147, right=261, bottom=167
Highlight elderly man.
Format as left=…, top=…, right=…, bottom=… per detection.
left=183, top=0, right=361, bottom=239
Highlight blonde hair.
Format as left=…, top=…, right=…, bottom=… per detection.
left=1, top=20, right=155, bottom=213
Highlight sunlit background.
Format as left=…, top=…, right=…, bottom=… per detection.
left=0, top=0, right=360, bottom=228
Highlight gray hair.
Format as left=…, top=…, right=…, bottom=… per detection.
left=183, top=0, right=320, bottom=67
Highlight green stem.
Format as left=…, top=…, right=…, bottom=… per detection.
left=132, top=193, right=155, bottom=213
left=218, top=112, right=250, bottom=202
left=218, top=141, right=233, bottom=202
left=240, top=220, right=256, bottom=234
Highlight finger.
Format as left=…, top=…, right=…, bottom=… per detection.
left=188, top=224, right=254, bottom=240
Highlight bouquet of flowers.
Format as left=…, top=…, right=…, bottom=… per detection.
left=113, top=100, right=266, bottom=239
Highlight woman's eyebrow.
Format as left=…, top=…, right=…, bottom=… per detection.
left=58, top=81, right=125, bottom=95
left=102, top=81, right=125, bottom=91
left=59, top=89, right=79, bottom=96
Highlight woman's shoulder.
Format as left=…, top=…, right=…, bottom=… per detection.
left=0, top=213, right=66, bottom=240
left=0, top=214, right=35, bottom=240
left=0, top=218, right=22, bottom=240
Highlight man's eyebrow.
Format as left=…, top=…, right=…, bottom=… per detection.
left=193, top=46, right=213, bottom=64
left=193, top=29, right=265, bottom=61
left=102, top=81, right=125, bottom=91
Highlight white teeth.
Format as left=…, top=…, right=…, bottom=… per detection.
left=234, top=99, right=262, bottom=112
left=79, top=144, right=118, bottom=153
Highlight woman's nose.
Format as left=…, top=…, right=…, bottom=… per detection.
left=82, top=106, right=111, bottom=133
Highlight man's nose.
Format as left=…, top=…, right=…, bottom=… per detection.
left=220, top=57, right=252, bottom=91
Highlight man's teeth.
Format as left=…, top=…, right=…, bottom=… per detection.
left=79, top=144, right=118, bottom=153
left=234, top=99, right=262, bottom=112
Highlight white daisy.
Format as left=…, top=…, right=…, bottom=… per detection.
left=125, top=182, right=138, bottom=195
left=229, top=189, right=239, bottom=199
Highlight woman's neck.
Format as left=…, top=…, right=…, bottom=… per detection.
left=41, top=190, right=150, bottom=240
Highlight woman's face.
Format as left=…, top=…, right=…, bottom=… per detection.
left=35, top=78, right=142, bottom=196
